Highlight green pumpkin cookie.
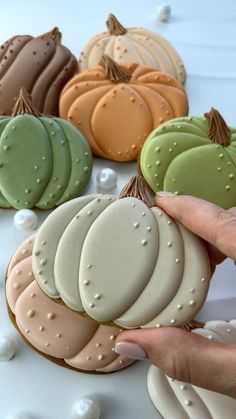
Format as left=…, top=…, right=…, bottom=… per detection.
left=0, top=88, right=92, bottom=209
left=140, top=108, right=236, bottom=209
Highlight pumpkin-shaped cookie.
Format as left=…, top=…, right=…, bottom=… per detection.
left=60, top=55, right=188, bottom=161
left=32, top=176, right=211, bottom=329
left=6, top=235, right=134, bottom=373
left=0, top=27, right=77, bottom=116
left=147, top=320, right=236, bottom=419
left=79, top=14, right=186, bottom=85
left=0, top=89, right=92, bottom=209
left=140, top=108, right=236, bottom=209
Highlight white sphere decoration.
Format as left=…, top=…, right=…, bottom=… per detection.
left=72, top=396, right=101, bottom=419
left=155, top=4, right=171, bottom=22
left=0, top=335, right=17, bottom=362
left=14, top=209, right=38, bottom=232
left=96, top=168, right=118, bottom=190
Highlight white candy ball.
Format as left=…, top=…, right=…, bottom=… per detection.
left=155, top=4, right=171, bottom=22
left=14, top=209, right=38, bottom=232
left=0, top=335, right=17, bottom=362
left=96, top=168, right=118, bottom=190
left=72, top=397, right=101, bottom=419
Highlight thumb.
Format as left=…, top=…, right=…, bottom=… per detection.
left=115, top=328, right=236, bottom=398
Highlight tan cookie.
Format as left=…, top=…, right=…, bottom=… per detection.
left=6, top=235, right=134, bottom=373
left=0, top=27, right=77, bottom=116
left=59, top=55, right=188, bottom=161
left=79, top=14, right=186, bottom=85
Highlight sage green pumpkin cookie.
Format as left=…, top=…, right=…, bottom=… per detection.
left=0, top=89, right=92, bottom=209
left=140, top=109, right=236, bottom=209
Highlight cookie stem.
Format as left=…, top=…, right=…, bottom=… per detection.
left=38, top=27, right=62, bottom=43
left=99, top=55, right=131, bottom=83
left=106, top=14, right=127, bottom=35
left=119, top=175, right=153, bottom=207
left=12, top=88, right=42, bottom=117
left=183, top=319, right=205, bottom=332
left=204, top=108, right=230, bottom=146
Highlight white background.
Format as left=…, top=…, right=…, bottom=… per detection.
left=0, top=0, right=236, bottom=418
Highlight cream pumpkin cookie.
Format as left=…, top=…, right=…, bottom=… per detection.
left=0, top=88, right=92, bottom=209
left=78, top=14, right=186, bottom=85
left=32, top=176, right=211, bottom=329
left=147, top=320, right=236, bottom=419
left=59, top=55, right=188, bottom=161
left=6, top=235, right=134, bottom=373
left=140, top=108, right=236, bottom=209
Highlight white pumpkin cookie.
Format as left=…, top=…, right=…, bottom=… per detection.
left=147, top=320, right=236, bottom=419
left=32, top=176, right=211, bottom=329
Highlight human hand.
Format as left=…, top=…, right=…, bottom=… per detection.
left=115, top=193, right=236, bottom=398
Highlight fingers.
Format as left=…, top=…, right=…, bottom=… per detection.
left=155, top=193, right=236, bottom=260
left=115, top=328, right=236, bottom=398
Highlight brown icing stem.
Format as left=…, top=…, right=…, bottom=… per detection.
left=183, top=319, right=204, bottom=332
left=106, top=13, right=127, bottom=36
left=11, top=88, right=42, bottom=117
left=38, top=27, right=62, bottom=43
left=99, top=55, right=131, bottom=83
left=119, top=175, right=154, bottom=207
left=204, top=108, right=230, bottom=146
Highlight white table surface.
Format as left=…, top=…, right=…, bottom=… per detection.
left=0, top=1, right=236, bottom=418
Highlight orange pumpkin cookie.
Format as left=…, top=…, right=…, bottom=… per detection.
left=6, top=235, right=134, bottom=373
left=0, top=27, right=77, bottom=116
left=60, top=55, right=188, bottom=161
left=79, top=14, right=186, bottom=85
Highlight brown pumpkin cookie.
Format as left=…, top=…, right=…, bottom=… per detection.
left=0, top=27, right=77, bottom=116
left=60, top=55, right=188, bottom=161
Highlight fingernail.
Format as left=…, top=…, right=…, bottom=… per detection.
left=156, top=191, right=177, bottom=197
left=115, top=341, right=148, bottom=360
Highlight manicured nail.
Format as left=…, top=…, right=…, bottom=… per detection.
left=156, top=191, right=177, bottom=197
left=115, top=341, right=148, bottom=360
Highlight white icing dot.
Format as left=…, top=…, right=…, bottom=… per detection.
left=147, top=226, right=151, bottom=232
left=14, top=209, right=38, bottom=232
left=175, top=258, right=180, bottom=263
left=142, top=212, right=146, bottom=216
left=170, top=319, right=176, bottom=324
left=87, top=264, right=92, bottom=269
left=96, top=168, right=118, bottom=190
left=39, top=326, right=45, bottom=332
left=87, top=210, right=93, bottom=216
left=185, top=400, right=192, bottom=406
left=208, top=335, right=213, bottom=340
left=177, top=304, right=183, bottom=310
left=190, top=288, right=195, bottom=293
left=40, top=259, right=47, bottom=266
left=94, top=293, right=101, bottom=300
left=227, top=328, right=231, bottom=333
left=0, top=335, right=17, bottom=362
left=86, top=356, right=91, bottom=360
left=13, top=282, right=20, bottom=289
left=27, top=310, right=35, bottom=318
left=156, top=323, right=161, bottom=328
left=201, top=278, right=206, bottom=283
left=98, top=354, right=104, bottom=361
left=131, top=203, right=136, bottom=207
left=167, top=241, right=172, bottom=247
left=158, top=211, right=162, bottom=216
left=72, top=397, right=101, bottom=419
left=180, top=384, right=187, bottom=390
left=83, top=280, right=90, bottom=286
left=167, top=220, right=172, bottom=225
left=89, top=303, right=95, bottom=308
left=56, top=333, right=61, bottom=338
left=134, top=222, right=140, bottom=228
left=189, top=300, right=196, bottom=307
left=96, top=343, right=101, bottom=348
left=47, top=313, right=55, bottom=320
left=110, top=335, right=115, bottom=340
left=141, top=239, right=147, bottom=246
